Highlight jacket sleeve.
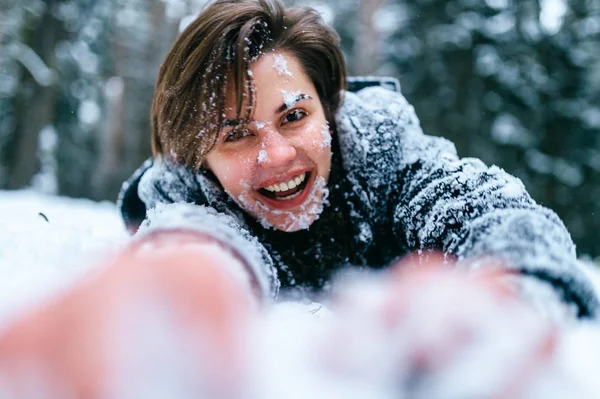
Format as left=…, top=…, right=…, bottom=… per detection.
left=127, top=160, right=280, bottom=299
left=336, top=87, right=599, bottom=320
left=134, top=202, right=280, bottom=300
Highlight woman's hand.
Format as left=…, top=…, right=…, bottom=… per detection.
left=319, top=255, right=559, bottom=398
left=0, top=235, right=258, bottom=398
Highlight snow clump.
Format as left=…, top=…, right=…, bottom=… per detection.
left=281, top=89, right=302, bottom=109
left=272, top=53, right=293, bottom=77
left=258, top=149, right=269, bottom=164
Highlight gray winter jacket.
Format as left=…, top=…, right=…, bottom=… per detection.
left=118, top=78, right=599, bottom=319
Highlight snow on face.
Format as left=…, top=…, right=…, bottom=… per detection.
left=320, top=122, right=332, bottom=149
left=281, top=89, right=302, bottom=109
left=204, top=50, right=332, bottom=232
left=253, top=120, right=269, bottom=130
left=257, top=147, right=269, bottom=164
left=237, top=176, right=330, bottom=232
left=272, top=53, right=293, bottom=77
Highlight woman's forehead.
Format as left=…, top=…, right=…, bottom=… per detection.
left=223, top=50, right=317, bottom=117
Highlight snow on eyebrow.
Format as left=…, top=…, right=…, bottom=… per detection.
left=281, top=89, right=302, bottom=109
left=272, top=54, right=293, bottom=77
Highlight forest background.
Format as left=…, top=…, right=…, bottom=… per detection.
left=2, top=0, right=599, bottom=259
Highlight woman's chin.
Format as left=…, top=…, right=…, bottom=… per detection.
left=238, top=175, right=329, bottom=232
left=247, top=196, right=323, bottom=232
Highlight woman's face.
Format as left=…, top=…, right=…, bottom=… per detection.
left=204, top=50, right=333, bottom=232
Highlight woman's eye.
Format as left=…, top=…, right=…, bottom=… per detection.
left=282, top=110, right=307, bottom=125
left=224, top=128, right=253, bottom=142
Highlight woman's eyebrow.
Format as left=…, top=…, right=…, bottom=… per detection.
left=276, top=93, right=312, bottom=113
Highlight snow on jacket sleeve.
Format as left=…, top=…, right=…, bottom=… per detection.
left=131, top=159, right=280, bottom=299
left=336, top=87, right=599, bottom=319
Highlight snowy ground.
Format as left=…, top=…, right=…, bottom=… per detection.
left=2, top=190, right=600, bottom=398
left=0, top=190, right=128, bottom=324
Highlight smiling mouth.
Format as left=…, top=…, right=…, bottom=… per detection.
left=257, top=172, right=311, bottom=201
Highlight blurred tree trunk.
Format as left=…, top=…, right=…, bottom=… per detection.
left=94, top=0, right=176, bottom=201
left=92, top=76, right=125, bottom=200
left=353, top=0, right=386, bottom=75
left=7, top=0, right=64, bottom=190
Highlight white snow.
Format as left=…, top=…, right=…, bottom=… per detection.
left=254, top=120, right=268, bottom=129
left=78, top=99, right=101, bottom=125
left=272, top=53, right=293, bottom=77
left=0, top=190, right=127, bottom=325
left=540, top=0, right=567, bottom=35
left=31, top=125, right=58, bottom=195
left=281, top=89, right=302, bottom=108
left=2, top=190, right=600, bottom=398
left=243, top=176, right=330, bottom=232
left=320, top=122, right=332, bottom=148
left=9, top=43, right=57, bottom=87
left=257, top=149, right=269, bottom=164
left=104, top=76, right=125, bottom=99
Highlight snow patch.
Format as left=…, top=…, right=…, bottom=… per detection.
left=254, top=120, right=269, bottom=130
left=237, top=176, right=329, bottom=232
left=320, top=122, right=332, bottom=149
left=272, top=54, right=293, bottom=77
left=0, top=190, right=127, bottom=324
left=281, top=89, right=301, bottom=109
left=31, top=125, right=58, bottom=195
left=78, top=100, right=101, bottom=125
left=258, top=149, right=269, bottom=164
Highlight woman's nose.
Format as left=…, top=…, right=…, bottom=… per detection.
left=259, top=132, right=297, bottom=167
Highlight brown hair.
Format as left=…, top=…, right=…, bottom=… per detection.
left=151, top=0, right=347, bottom=170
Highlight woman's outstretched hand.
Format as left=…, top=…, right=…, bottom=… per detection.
left=0, top=231, right=259, bottom=399
left=319, top=255, right=559, bottom=398
left=0, top=247, right=572, bottom=398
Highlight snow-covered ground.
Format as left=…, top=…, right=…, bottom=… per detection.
left=0, top=190, right=128, bottom=324
left=2, top=190, right=600, bottom=398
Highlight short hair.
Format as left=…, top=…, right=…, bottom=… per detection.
left=150, top=0, right=347, bottom=170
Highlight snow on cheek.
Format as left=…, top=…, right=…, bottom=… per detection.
left=320, top=122, right=332, bottom=149
left=272, top=54, right=293, bottom=77
left=220, top=154, right=254, bottom=189
left=304, top=122, right=331, bottom=152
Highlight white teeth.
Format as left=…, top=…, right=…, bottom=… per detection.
left=262, top=172, right=308, bottom=193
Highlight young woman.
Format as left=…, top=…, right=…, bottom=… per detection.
left=119, top=0, right=598, bottom=318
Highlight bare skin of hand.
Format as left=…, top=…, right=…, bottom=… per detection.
left=0, top=232, right=257, bottom=398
